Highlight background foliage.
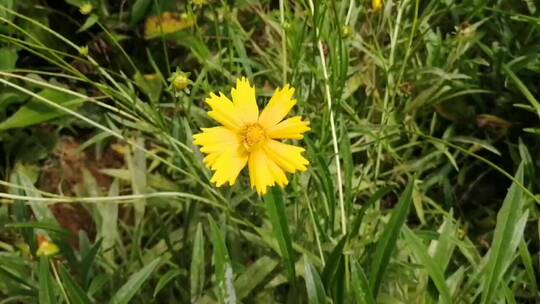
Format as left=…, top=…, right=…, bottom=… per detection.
left=1, top=0, right=539, bottom=303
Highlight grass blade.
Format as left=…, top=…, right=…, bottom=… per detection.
left=80, top=239, right=102, bottom=289
left=190, top=223, right=205, bottom=302
left=110, top=258, right=161, bottom=304
left=351, top=259, right=375, bottom=304
left=305, top=137, right=336, bottom=228
left=58, top=265, right=92, bottom=304
left=481, top=164, right=528, bottom=304
left=340, top=123, right=353, bottom=211
left=321, top=235, right=347, bottom=288
left=349, top=186, right=393, bottom=239
left=518, top=239, right=538, bottom=300
left=503, top=64, right=540, bottom=118
left=429, top=216, right=457, bottom=273
left=403, top=227, right=452, bottom=303
left=208, top=216, right=236, bottom=303
left=369, top=179, right=414, bottom=297
left=129, top=0, right=152, bottom=25
left=235, top=256, right=278, bottom=300
left=264, top=187, right=296, bottom=286
left=303, top=256, right=326, bottom=304
left=38, top=257, right=55, bottom=304
left=153, top=269, right=183, bottom=298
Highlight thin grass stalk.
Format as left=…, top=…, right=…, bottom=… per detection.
left=307, top=0, right=347, bottom=235
left=280, top=0, right=287, bottom=84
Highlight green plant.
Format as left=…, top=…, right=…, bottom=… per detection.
left=0, top=0, right=539, bottom=303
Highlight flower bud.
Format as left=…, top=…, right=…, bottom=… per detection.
left=79, top=45, right=89, bottom=56
left=169, top=71, right=190, bottom=91
left=79, top=3, right=93, bottom=15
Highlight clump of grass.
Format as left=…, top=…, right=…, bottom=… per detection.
left=0, top=0, right=539, bottom=303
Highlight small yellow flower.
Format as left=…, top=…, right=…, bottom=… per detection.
left=79, top=3, right=93, bottom=15
left=372, top=0, right=383, bottom=11
left=36, top=235, right=60, bottom=257
left=193, top=78, right=310, bottom=195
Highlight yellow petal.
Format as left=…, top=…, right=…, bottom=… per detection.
left=266, top=116, right=310, bottom=140
left=210, top=149, right=248, bottom=186
left=193, top=127, right=248, bottom=186
left=267, top=158, right=289, bottom=188
left=258, top=85, right=296, bottom=128
left=231, top=78, right=258, bottom=124
left=248, top=148, right=288, bottom=194
left=203, top=153, right=220, bottom=168
left=262, top=139, right=309, bottom=173
left=193, top=127, right=241, bottom=154
left=205, top=93, right=245, bottom=131
left=36, top=241, right=59, bottom=257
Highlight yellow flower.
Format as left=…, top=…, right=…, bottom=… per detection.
left=193, top=78, right=310, bottom=195
left=36, top=235, right=60, bottom=257
left=79, top=3, right=93, bottom=15
left=372, top=0, right=383, bottom=11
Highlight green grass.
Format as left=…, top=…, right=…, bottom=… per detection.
left=1, top=0, right=540, bottom=303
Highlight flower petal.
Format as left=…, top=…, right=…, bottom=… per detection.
left=209, top=149, right=248, bottom=186
left=248, top=147, right=289, bottom=194
left=205, top=92, right=245, bottom=131
left=266, top=116, right=310, bottom=140
left=193, top=127, right=241, bottom=154
left=248, top=148, right=274, bottom=194
left=193, top=127, right=248, bottom=186
left=262, top=139, right=309, bottom=173
left=231, top=77, right=258, bottom=124
left=267, top=158, right=289, bottom=188
left=258, top=85, right=296, bottom=128
left=203, top=153, right=220, bottom=168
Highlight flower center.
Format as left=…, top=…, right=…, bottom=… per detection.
left=243, top=124, right=266, bottom=150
